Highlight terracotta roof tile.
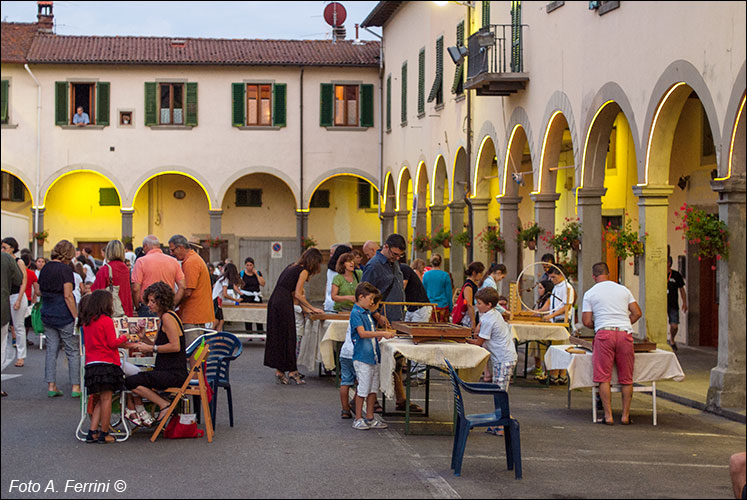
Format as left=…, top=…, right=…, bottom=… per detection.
left=1, top=22, right=39, bottom=63
left=21, top=34, right=380, bottom=67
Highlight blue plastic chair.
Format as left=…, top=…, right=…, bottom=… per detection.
left=187, top=332, right=243, bottom=428
left=444, top=358, right=522, bottom=479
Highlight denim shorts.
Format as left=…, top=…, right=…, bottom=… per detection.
left=667, top=308, right=679, bottom=325
left=339, top=357, right=356, bottom=386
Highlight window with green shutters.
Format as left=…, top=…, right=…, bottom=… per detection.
left=144, top=82, right=157, bottom=126
left=231, top=82, right=286, bottom=127
left=96, top=82, right=110, bottom=126
left=55, top=81, right=69, bottom=125
left=427, top=37, right=443, bottom=105
left=319, top=82, right=374, bottom=128
left=144, top=81, right=197, bottom=126
left=359, top=84, right=374, bottom=127
left=452, top=21, right=465, bottom=95
left=418, top=48, right=425, bottom=116
left=401, top=62, right=408, bottom=125
left=54, top=81, right=110, bottom=126
left=1, top=80, right=9, bottom=124
left=482, top=1, right=491, bottom=28
left=98, top=188, right=120, bottom=206
left=386, top=74, right=391, bottom=132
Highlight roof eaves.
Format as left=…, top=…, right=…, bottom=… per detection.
left=361, top=1, right=405, bottom=28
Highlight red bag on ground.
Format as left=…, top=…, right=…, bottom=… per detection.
left=164, top=413, right=204, bottom=439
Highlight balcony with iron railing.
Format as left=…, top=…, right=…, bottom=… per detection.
left=465, top=23, right=529, bottom=96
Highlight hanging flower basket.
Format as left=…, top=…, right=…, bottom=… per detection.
left=675, top=203, right=729, bottom=268
left=453, top=230, right=471, bottom=248
left=33, top=230, right=49, bottom=244
left=605, top=214, right=646, bottom=261
left=517, top=222, right=542, bottom=250
left=432, top=227, right=451, bottom=249
left=542, top=218, right=582, bottom=257
left=302, top=236, right=318, bottom=250
left=477, top=226, right=506, bottom=254
left=413, top=233, right=434, bottom=252
left=205, top=236, right=225, bottom=248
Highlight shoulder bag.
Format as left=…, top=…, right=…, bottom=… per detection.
left=106, top=264, right=125, bottom=317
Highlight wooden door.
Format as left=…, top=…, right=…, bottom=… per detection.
left=698, top=255, right=719, bottom=347
left=602, top=216, right=622, bottom=283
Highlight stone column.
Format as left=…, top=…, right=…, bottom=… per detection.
left=429, top=205, right=446, bottom=237
left=448, top=200, right=466, bottom=287
left=707, top=177, right=746, bottom=409
left=631, top=184, right=674, bottom=344
left=121, top=209, right=134, bottom=241
left=34, top=207, right=45, bottom=257
left=296, top=211, right=309, bottom=256
left=395, top=210, right=410, bottom=243
left=209, top=210, right=223, bottom=262
left=499, top=196, right=522, bottom=281
left=576, top=187, right=607, bottom=298
left=470, top=197, right=491, bottom=264
left=381, top=211, right=395, bottom=241
left=414, top=208, right=429, bottom=260
left=531, top=193, right=561, bottom=259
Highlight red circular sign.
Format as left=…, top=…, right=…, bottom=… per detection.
left=324, top=2, right=347, bottom=27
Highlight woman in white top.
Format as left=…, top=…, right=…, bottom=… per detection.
left=211, top=263, right=243, bottom=332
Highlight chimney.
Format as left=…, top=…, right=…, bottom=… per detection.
left=333, top=25, right=346, bottom=42
left=37, top=1, right=54, bottom=33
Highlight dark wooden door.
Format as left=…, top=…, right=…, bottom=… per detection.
left=698, top=255, right=719, bottom=347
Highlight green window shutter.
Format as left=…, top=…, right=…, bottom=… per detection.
left=55, top=81, right=69, bottom=125
left=96, top=82, right=110, bottom=126
left=452, top=21, right=465, bottom=94
left=144, top=82, right=157, bottom=126
left=273, top=83, right=287, bottom=127
left=386, top=75, right=391, bottom=132
left=359, top=84, right=374, bottom=127
left=418, top=48, right=425, bottom=115
left=232, top=83, right=245, bottom=126
left=99, top=188, right=120, bottom=206
left=1, top=80, right=8, bottom=123
left=185, top=82, right=198, bottom=126
left=427, top=37, right=443, bottom=104
left=482, top=1, right=491, bottom=28
left=401, top=62, right=407, bottom=124
left=320, top=83, right=333, bottom=127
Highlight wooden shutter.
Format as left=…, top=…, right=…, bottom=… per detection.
left=401, top=62, right=407, bottom=124
left=273, top=83, right=287, bottom=127
left=427, top=37, right=443, bottom=104
left=386, top=74, right=391, bottom=131
left=55, top=81, right=69, bottom=125
left=482, top=1, right=491, bottom=28
left=418, top=48, right=425, bottom=115
left=0, top=80, right=8, bottom=123
left=185, top=82, right=198, bottom=126
left=144, top=82, right=157, bottom=126
left=232, top=83, right=245, bottom=126
left=96, top=82, right=110, bottom=126
left=359, top=83, right=374, bottom=127
left=320, top=83, right=333, bottom=127
left=452, top=21, right=465, bottom=94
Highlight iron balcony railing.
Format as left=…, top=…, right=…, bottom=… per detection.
left=467, top=23, right=528, bottom=79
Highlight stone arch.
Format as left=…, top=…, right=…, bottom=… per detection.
left=642, top=60, right=722, bottom=185
left=396, top=165, right=413, bottom=211
left=536, top=91, right=579, bottom=194
left=452, top=147, right=469, bottom=202
left=218, top=166, right=299, bottom=209
left=720, top=61, right=746, bottom=179
left=0, top=166, right=36, bottom=206
left=581, top=82, right=642, bottom=189
left=431, top=155, right=448, bottom=206
left=305, top=168, right=377, bottom=210
left=42, top=165, right=126, bottom=209
left=128, top=166, right=215, bottom=210
left=382, top=170, right=396, bottom=212
left=415, top=161, right=429, bottom=201
left=473, top=135, right=497, bottom=199
left=501, top=124, right=530, bottom=198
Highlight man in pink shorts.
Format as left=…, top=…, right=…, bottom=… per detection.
left=581, top=262, right=642, bottom=425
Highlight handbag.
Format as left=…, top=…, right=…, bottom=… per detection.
left=106, top=264, right=125, bottom=317
left=163, top=413, right=204, bottom=439
left=31, top=301, right=45, bottom=334
left=451, top=282, right=469, bottom=324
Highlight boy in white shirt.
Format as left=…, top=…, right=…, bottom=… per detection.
left=467, top=287, right=517, bottom=435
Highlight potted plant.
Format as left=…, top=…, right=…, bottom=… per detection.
left=453, top=229, right=471, bottom=248
left=205, top=236, right=224, bottom=248
left=605, top=215, right=647, bottom=262
left=302, top=235, right=317, bottom=250
left=543, top=217, right=582, bottom=256
left=477, top=226, right=505, bottom=254
left=121, top=235, right=133, bottom=246
left=413, top=233, right=433, bottom=252
left=557, top=257, right=578, bottom=280
left=33, top=230, right=48, bottom=245
left=517, top=222, right=542, bottom=250
left=432, top=227, right=451, bottom=248
left=675, top=203, right=729, bottom=268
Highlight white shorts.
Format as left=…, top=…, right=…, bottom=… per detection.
left=353, top=360, right=380, bottom=398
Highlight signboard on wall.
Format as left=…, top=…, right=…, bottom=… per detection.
left=411, top=194, right=418, bottom=228
left=271, top=241, right=283, bottom=259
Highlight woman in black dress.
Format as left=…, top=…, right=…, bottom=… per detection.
left=264, top=248, right=324, bottom=385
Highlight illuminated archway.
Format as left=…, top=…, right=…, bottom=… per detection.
left=222, top=173, right=298, bottom=239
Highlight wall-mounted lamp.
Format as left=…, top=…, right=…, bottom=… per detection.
left=677, top=175, right=690, bottom=191
left=710, top=168, right=718, bottom=180
left=447, top=45, right=469, bottom=65
left=476, top=31, right=495, bottom=48
left=173, top=190, right=186, bottom=199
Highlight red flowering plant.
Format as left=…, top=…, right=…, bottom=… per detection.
left=541, top=217, right=582, bottom=257
left=413, top=233, right=434, bottom=252
left=516, top=221, right=542, bottom=250
left=453, top=229, right=471, bottom=248
left=675, top=203, right=729, bottom=266
left=204, top=236, right=224, bottom=248
left=431, top=226, right=451, bottom=248
left=302, top=235, right=318, bottom=250
left=476, top=226, right=506, bottom=254
left=605, top=214, right=647, bottom=261
left=557, top=257, right=578, bottom=280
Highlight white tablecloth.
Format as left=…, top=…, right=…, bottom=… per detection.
left=298, top=318, right=348, bottom=371
left=378, top=338, right=490, bottom=399
left=509, top=322, right=570, bottom=342
left=544, top=345, right=685, bottom=390
left=319, top=320, right=351, bottom=370
left=221, top=304, right=267, bottom=324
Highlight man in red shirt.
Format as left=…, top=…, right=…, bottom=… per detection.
left=168, top=235, right=215, bottom=348
left=131, top=235, right=186, bottom=317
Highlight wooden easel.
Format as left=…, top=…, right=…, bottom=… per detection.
left=150, top=345, right=214, bottom=443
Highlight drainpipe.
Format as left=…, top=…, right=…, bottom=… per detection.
left=24, top=64, right=41, bottom=257
left=364, top=26, right=384, bottom=243
left=465, top=5, right=474, bottom=263
left=299, top=66, right=305, bottom=252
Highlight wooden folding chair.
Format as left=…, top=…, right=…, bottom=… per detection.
left=150, top=345, right=214, bottom=443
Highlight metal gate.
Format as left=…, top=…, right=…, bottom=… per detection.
left=238, top=238, right=298, bottom=298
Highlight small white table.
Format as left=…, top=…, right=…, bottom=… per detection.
left=221, top=303, right=267, bottom=341
left=298, top=318, right=348, bottom=372
left=544, top=345, right=685, bottom=425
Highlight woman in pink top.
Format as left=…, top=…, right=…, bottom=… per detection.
left=80, top=290, right=129, bottom=444
left=91, top=240, right=134, bottom=317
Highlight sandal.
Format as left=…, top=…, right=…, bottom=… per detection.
left=14, top=360, right=24, bottom=368
left=124, top=408, right=144, bottom=427
left=395, top=402, right=423, bottom=413
left=621, top=417, right=633, bottom=425
left=341, top=409, right=353, bottom=419
left=276, top=373, right=289, bottom=385
left=596, top=416, right=614, bottom=425
left=289, top=373, right=306, bottom=385
left=138, top=409, right=155, bottom=427
left=97, top=431, right=116, bottom=444
left=373, top=402, right=383, bottom=414
left=155, top=407, right=170, bottom=423
left=85, top=430, right=100, bottom=443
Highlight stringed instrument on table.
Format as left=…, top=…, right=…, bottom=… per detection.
left=508, top=282, right=569, bottom=328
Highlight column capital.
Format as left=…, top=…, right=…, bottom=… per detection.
left=496, top=195, right=522, bottom=206
left=429, top=204, right=447, bottom=214
left=447, top=201, right=465, bottom=210
left=34, top=207, right=46, bottom=214
left=631, top=184, right=674, bottom=199
left=208, top=209, right=224, bottom=217
left=576, top=186, right=608, bottom=199
left=469, top=197, right=491, bottom=208
left=711, top=175, right=746, bottom=197
left=120, top=208, right=135, bottom=215
left=529, top=192, right=561, bottom=203
left=395, top=209, right=410, bottom=217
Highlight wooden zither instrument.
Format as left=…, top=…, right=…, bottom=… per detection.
left=508, top=282, right=569, bottom=328
left=390, top=322, right=472, bottom=344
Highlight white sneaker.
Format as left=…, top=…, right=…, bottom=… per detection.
left=366, top=415, right=388, bottom=429
left=352, top=418, right=370, bottom=430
